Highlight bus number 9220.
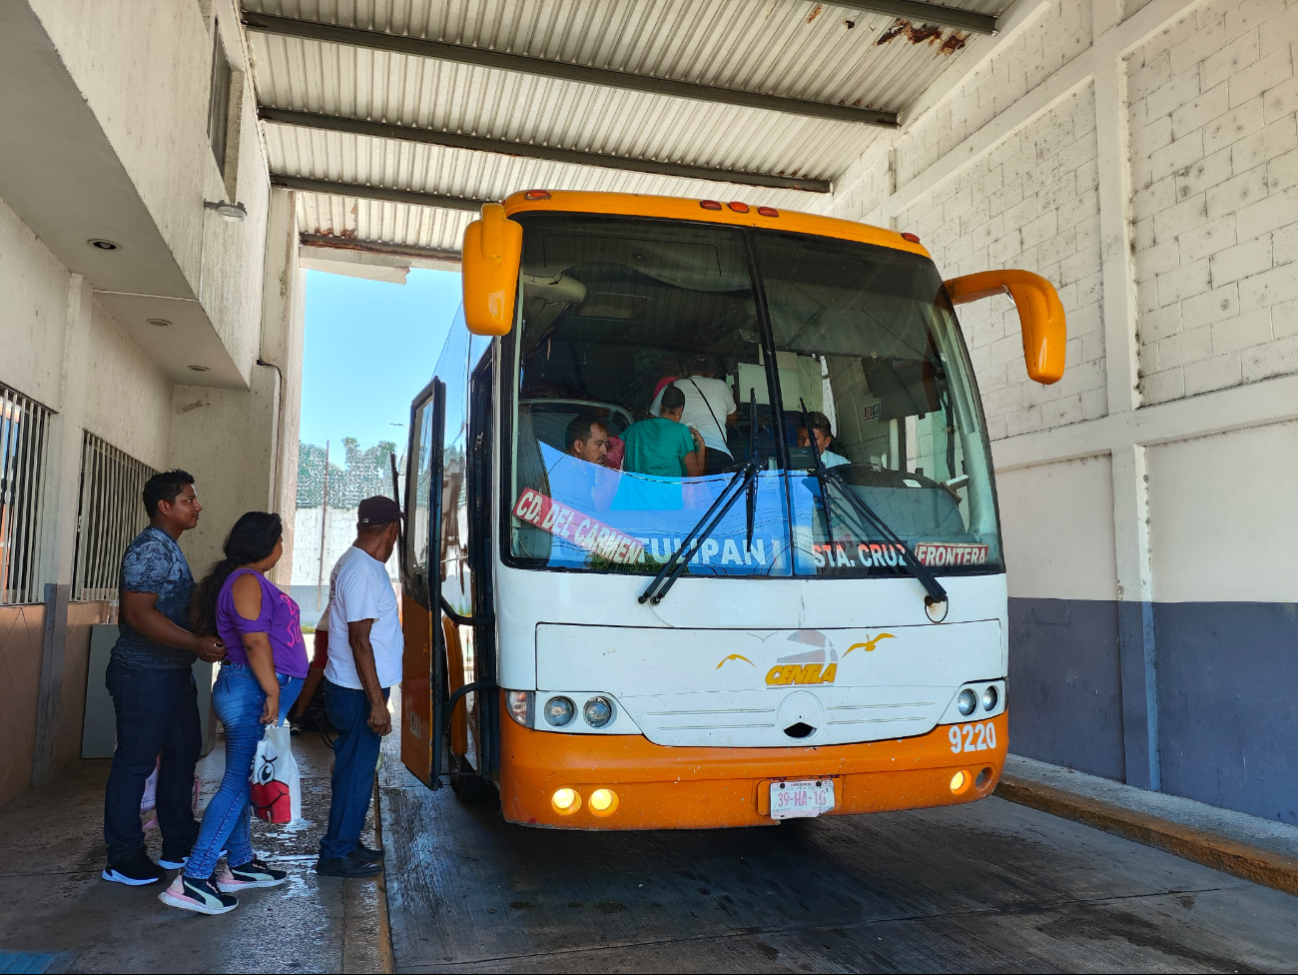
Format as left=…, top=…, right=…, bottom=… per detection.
left=949, top=722, right=997, bottom=754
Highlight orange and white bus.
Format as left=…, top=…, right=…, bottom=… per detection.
left=398, top=190, right=1064, bottom=829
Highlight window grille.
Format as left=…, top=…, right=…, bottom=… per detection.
left=72, top=433, right=158, bottom=602
left=0, top=383, right=52, bottom=605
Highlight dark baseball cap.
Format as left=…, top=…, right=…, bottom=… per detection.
left=358, top=496, right=403, bottom=526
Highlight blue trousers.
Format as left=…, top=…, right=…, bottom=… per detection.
left=185, top=664, right=303, bottom=879
left=103, top=662, right=202, bottom=863
left=319, top=680, right=389, bottom=861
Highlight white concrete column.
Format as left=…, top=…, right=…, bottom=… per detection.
left=257, top=187, right=304, bottom=589
left=1093, top=0, right=1159, bottom=790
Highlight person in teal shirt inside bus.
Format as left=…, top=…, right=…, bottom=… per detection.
left=622, top=384, right=707, bottom=477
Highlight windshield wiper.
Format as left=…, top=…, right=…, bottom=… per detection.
left=639, top=392, right=762, bottom=607
left=798, top=399, right=947, bottom=607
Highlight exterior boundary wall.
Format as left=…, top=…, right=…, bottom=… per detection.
left=829, top=0, right=1298, bottom=822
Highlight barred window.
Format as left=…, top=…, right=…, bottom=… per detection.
left=0, top=383, right=52, bottom=605
left=72, top=433, right=158, bottom=602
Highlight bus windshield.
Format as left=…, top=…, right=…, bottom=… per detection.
left=504, top=213, right=1001, bottom=578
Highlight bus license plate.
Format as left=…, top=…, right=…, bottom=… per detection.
left=770, top=779, right=835, bottom=820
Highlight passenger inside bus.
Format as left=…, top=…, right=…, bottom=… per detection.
left=648, top=357, right=738, bottom=474
left=564, top=414, right=611, bottom=467
left=621, top=385, right=707, bottom=477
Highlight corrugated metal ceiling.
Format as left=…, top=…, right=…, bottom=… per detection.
left=243, top=0, right=998, bottom=254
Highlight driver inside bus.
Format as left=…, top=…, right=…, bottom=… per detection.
left=798, top=412, right=850, bottom=468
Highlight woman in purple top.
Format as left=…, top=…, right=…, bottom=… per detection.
left=159, top=512, right=309, bottom=915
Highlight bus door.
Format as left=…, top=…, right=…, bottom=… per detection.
left=463, top=351, right=499, bottom=785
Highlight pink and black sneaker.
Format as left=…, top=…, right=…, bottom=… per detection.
left=158, top=874, right=238, bottom=915
left=217, top=858, right=288, bottom=891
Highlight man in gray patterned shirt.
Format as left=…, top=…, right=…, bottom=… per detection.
left=102, top=470, right=226, bottom=887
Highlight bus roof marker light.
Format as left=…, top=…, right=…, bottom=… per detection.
left=901, top=232, right=921, bottom=243
left=551, top=788, right=581, bottom=815
left=524, top=189, right=551, bottom=200
left=588, top=788, right=619, bottom=816
left=757, top=206, right=779, bottom=217
left=700, top=200, right=723, bottom=210
left=728, top=202, right=750, bottom=213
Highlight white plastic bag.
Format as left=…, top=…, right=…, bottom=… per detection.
left=249, top=722, right=301, bottom=824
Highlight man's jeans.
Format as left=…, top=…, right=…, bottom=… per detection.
left=319, top=679, right=389, bottom=861
left=103, top=661, right=202, bottom=864
left=184, top=665, right=303, bottom=880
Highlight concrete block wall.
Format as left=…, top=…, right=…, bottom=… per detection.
left=829, top=0, right=1298, bottom=822
left=1129, top=0, right=1298, bottom=404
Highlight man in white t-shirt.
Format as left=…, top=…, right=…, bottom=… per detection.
left=649, top=357, right=737, bottom=474
left=317, top=496, right=403, bottom=879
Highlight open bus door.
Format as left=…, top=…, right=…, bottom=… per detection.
left=399, top=368, right=498, bottom=797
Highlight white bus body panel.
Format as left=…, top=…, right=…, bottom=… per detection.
left=495, top=566, right=1008, bottom=747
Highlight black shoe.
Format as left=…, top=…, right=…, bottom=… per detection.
left=102, top=851, right=167, bottom=886
left=219, top=857, right=288, bottom=891
left=356, top=842, right=386, bottom=863
left=316, top=849, right=382, bottom=878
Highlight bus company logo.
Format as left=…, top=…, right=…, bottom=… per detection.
left=713, top=630, right=899, bottom=687
left=766, top=661, right=837, bottom=685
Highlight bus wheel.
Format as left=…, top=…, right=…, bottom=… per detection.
left=449, top=752, right=498, bottom=803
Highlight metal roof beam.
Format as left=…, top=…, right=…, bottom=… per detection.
left=272, top=174, right=488, bottom=212
left=300, top=233, right=462, bottom=264
left=841, top=0, right=996, bottom=34
left=261, top=108, right=833, bottom=193
left=242, top=12, right=899, bottom=127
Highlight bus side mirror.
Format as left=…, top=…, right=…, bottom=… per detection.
left=944, top=269, right=1066, bottom=385
left=462, top=203, right=523, bottom=336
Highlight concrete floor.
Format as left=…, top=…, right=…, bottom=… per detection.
left=5, top=716, right=1298, bottom=974
left=0, top=733, right=387, bottom=974
left=377, top=733, right=1298, bottom=973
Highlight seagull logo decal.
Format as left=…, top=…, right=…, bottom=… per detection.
left=844, top=633, right=895, bottom=656
left=716, top=654, right=756, bottom=669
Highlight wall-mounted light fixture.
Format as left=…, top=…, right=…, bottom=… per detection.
left=88, top=239, right=121, bottom=250
left=204, top=200, right=247, bottom=222
left=188, top=365, right=210, bottom=372
left=147, top=318, right=172, bottom=327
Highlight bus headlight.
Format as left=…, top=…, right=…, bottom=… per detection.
left=544, top=696, right=576, bottom=727
left=506, top=691, right=534, bottom=727
left=583, top=696, right=615, bottom=728
left=957, top=688, right=977, bottom=716
left=981, top=685, right=998, bottom=711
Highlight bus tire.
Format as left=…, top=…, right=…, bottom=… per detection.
left=449, top=751, right=498, bottom=803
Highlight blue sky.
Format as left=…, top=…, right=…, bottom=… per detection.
left=299, top=267, right=461, bottom=451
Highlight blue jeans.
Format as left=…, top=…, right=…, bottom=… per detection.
left=319, top=680, right=389, bottom=861
left=104, top=661, right=202, bottom=863
left=185, top=664, right=303, bottom=880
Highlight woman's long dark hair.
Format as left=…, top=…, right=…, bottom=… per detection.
left=191, top=511, right=283, bottom=636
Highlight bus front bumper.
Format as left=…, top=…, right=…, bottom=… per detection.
left=499, top=705, right=1007, bottom=829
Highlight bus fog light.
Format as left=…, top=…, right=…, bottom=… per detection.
left=583, top=696, right=615, bottom=728
left=949, top=770, right=969, bottom=794
left=975, top=767, right=993, bottom=790
left=544, top=696, right=575, bottom=727
left=551, top=788, right=581, bottom=814
left=981, top=686, right=998, bottom=711
left=588, top=788, right=619, bottom=816
left=506, top=691, right=534, bottom=727
left=957, top=689, right=977, bottom=716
